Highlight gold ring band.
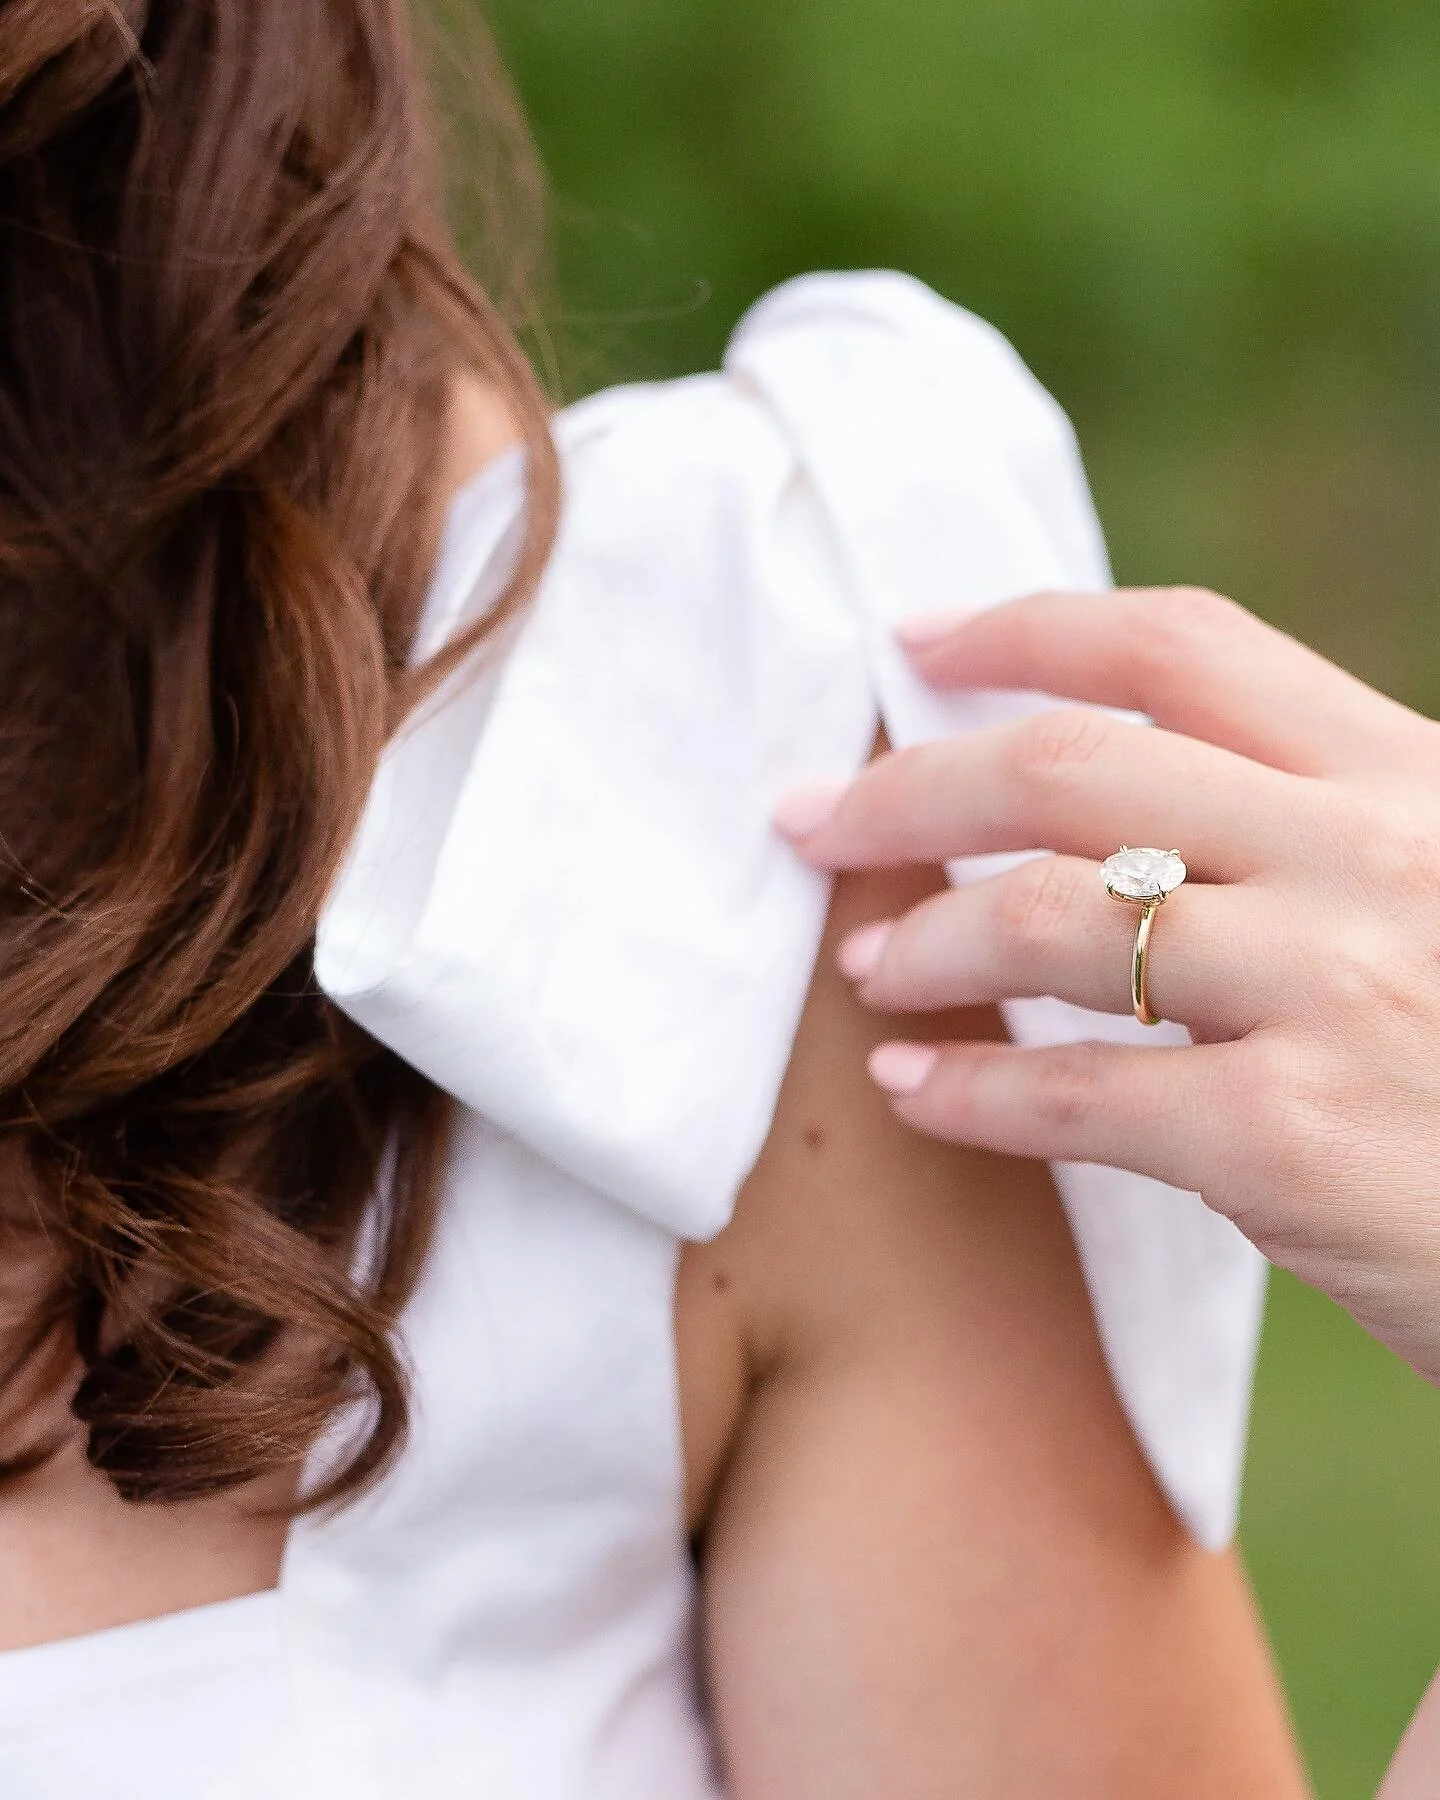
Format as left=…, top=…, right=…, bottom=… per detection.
left=1132, top=901, right=1162, bottom=1027
left=1100, top=847, right=1187, bottom=1029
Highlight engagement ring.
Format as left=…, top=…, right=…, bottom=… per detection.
left=1101, top=847, right=1187, bottom=1026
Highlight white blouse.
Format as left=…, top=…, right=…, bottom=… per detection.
left=0, top=271, right=1264, bottom=1800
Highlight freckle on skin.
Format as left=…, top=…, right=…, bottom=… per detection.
left=711, top=1268, right=731, bottom=1295
left=802, top=1124, right=826, bottom=1152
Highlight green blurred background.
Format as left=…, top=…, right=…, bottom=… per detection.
left=463, top=3, right=1440, bottom=1790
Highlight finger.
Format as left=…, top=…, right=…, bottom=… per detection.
left=775, top=708, right=1308, bottom=878
left=897, top=587, right=1427, bottom=782
left=866, top=1035, right=1241, bottom=1196
left=837, top=857, right=1276, bottom=1037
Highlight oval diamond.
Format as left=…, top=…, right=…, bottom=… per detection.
left=1101, top=847, right=1187, bottom=903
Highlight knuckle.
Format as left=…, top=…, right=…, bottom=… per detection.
left=1146, top=585, right=1248, bottom=647
left=1129, top=588, right=1248, bottom=694
left=1123, top=594, right=1245, bottom=698
left=884, top=740, right=958, bottom=819
left=1030, top=1044, right=1107, bottom=1132
left=1347, top=793, right=1440, bottom=904
left=1321, top=925, right=1407, bottom=1015
left=995, top=857, right=1082, bottom=960
left=1008, top=707, right=1114, bottom=793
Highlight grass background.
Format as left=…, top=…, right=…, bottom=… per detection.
left=456, top=3, right=1440, bottom=1788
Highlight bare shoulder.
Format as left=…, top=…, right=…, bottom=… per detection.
left=676, top=856, right=1307, bottom=1797
left=437, top=369, right=525, bottom=503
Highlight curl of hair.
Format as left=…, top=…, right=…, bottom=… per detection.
left=0, top=0, right=559, bottom=1505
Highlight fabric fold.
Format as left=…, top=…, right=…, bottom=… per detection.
left=317, top=269, right=1265, bottom=1551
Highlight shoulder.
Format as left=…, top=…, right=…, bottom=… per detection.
left=436, top=371, right=525, bottom=512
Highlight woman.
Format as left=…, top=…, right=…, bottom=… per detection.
left=776, top=590, right=1440, bottom=1795
left=0, top=3, right=1306, bottom=1795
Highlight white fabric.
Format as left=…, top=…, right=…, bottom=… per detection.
left=0, top=1594, right=288, bottom=1799
left=0, top=271, right=1266, bottom=1799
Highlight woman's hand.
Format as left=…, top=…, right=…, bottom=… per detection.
left=773, top=586, right=1440, bottom=1390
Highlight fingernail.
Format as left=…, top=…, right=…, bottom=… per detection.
left=868, top=1042, right=939, bottom=1096
left=894, top=610, right=967, bottom=651
left=772, top=781, right=848, bottom=840
left=837, top=920, right=893, bottom=982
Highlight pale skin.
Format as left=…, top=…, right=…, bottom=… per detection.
left=0, top=402, right=1308, bottom=1793
left=773, top=582, right=1440, bottom=1796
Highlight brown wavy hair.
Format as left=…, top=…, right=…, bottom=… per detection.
left=0, top=0, right=558, bottom=1505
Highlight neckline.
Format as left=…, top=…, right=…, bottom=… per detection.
left=0, top=1587, right=282, bottom=1682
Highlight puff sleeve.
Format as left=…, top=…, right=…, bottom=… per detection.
left=316, top=270, right=1265, bottom=1551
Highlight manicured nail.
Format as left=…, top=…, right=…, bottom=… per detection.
left=772, top=781, right=848, bottom=840
left=894, top=610, right=967, bottom=651
left=837, top=920, right=894, bottom=983
left=868, top=1042, right=940, bottom=1096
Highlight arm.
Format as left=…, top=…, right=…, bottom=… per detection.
left=1381, top=1674, right=1440, bottom=1800
left=679, top=856, right=1307, bottom=1799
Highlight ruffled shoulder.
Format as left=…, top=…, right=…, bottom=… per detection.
left=315, top=271, right=1264, bottom=1550
left=727, top=269, right=1112, bottom=607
